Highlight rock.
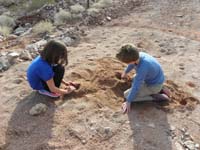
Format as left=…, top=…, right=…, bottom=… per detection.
left=6, top=34, right=18, bottom=40
left=13, top=78, right=23, bottom=84
left=169, top=125, right=176, bottom=131
left=175, top=142, right=184, bottom=150
left=104, top=127, right=111, bottom=135
left=195, top=143, right=199, bottom=149
left=29, top=103, right=48, bottom=116
left=106, top=16, right=112, bottom=21
left=61, top=36, right=75, bottom=46
left=0, top=56, right=11, bottom=72
left=183, top=140, right=196, bottom=150
left=20, top=50, right=32, bottom=60
left=81, top=139, right=87, bottom=144
left=147, top=123, right=155, bottom=128
left=14, top=26, right=27, bottom=36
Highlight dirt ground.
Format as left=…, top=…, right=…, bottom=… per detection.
left=0, top=0, right=200, bottom=150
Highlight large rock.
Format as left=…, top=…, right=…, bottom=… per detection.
left=0, top=56, right=11, bottom=72
left=29, top=103, right=48, bottom=116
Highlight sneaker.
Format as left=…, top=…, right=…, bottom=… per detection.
left=159, top=87, right=170, bottom=97
left=38, top=89, right=60, bottom=98
left=152, top=93, right=170, bottom=102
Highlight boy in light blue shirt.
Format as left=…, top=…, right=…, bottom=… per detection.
left=116, top=44, right=169, bottom=113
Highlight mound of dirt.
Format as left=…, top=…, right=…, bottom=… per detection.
left=64, top=58, right=199, bottom=112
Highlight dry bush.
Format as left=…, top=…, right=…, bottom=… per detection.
left=70, top=4, right=85, bottom=14
left=28, top=0, right=55, bottom=11
left=92, top=0, right=112, bottom=9
left=87, top=8, right=100, bottom=17
left=0, top=26, right=11, bottom=37
left=0, top=0, right=15, bottom=7
left=32, top=21, right=53, bottom=34
left=0, top=15, right=15, bottom=27
left=54, top=9, right=72, bottom=25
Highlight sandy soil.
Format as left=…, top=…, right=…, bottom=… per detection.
left=0, top=0, right=200, bottom=150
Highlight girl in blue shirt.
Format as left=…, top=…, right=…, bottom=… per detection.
left=27, top=40, right=79, bottom=98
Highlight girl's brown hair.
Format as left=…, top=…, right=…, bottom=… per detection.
left=41, top=40, right=68, bottom=65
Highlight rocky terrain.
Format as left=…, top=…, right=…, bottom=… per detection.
left=0, top=0, right=200, bottom=150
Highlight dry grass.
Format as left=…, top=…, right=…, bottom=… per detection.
left=92, top=0, right=112, bottom=9
left=0, top=15, right=15, bottom=27
left=32, top=21, right=53, bottom=34
left=0, top=26, right=12, bottom=37
left=54, top=9, right=72, bottom=25
left=70, top=4, right=85, bottom=14
left=28, top=0, right=55, bottom=11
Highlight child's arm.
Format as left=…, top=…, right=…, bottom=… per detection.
left=46, top=78, right=75, bottom=95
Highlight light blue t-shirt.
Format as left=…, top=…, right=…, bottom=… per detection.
left=125, top=52, right=165, bottom=102
left=27, top=56, right=54, bottom=90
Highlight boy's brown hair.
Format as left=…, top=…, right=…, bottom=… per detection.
left=116, top=44, right=139, bottom=63
left=41, top=40, right=68, bottom=65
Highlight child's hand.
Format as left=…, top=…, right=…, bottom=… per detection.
left=122, top=102, right=131, bottom=114
left=121, top=72, right=128, bottom=80
left=64, top=85, right=76, bottom=94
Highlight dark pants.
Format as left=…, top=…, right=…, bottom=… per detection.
left=42, top=65, right=65, bottom=92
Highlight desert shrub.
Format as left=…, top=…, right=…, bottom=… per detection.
left=0, top=0, right=15, bottom=7
left=70, top=4, right=85, bottom=14
left=92, top=0, right=112, bottom=9
left=54, top=9, right=72, bottom=25
left=32, top=21, right=53, bottom=34
left=87, top=8, right=100, bottom=17
left=28, top=0, right=55, bottom=11
left=71, top=13, right=83, bottom=20
left=0, top=26, right=11, bottom=37
left=0, top=15, right=15, bottom=27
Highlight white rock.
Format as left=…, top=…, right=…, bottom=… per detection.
left=147, top=123, right=155, bottom=128
left=29, top=103, right=48, bottom=116
left=184, top=140, right=195, bottom=150
left=8, top=52, right=20, bottom=58
left=20, top=50, right=32, bottom=60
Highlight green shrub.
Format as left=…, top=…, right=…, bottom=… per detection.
left=0, top=15, right=15, bottom=27
left=0, top=26, right=12, bottom=37
left=32, top=21, right=53, bottom=34
left=70, top=4, right=85, bottom=14
left=54, top=9, right=72, bottom=25
left=28, top=0, right=55, bottom=11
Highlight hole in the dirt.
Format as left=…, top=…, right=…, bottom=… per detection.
left=180, top=99, right=187, bottom=105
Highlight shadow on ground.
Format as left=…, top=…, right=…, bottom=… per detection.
left=4, top=92, right=56, bottom=150
left=128, top=102, right=172, bottom=150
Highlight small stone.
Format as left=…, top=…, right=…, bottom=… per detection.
left=195, top=143, right=199, bottom=148
left=147, top=123, right=155, bottom=128
left=106, top=16, right=112, bottom=21
left=81, top=139, right=87, bottom=144
left=170, top=125, right=176, bottom=131
left=29, top=103, right=48, bottom=116
left=20, top=50, right=32, bottom=60
left=104, top=127, right=111, bottom=134
left=13, top=78, right=23, bottom=84
left=184, top=140, right=195, bottom=150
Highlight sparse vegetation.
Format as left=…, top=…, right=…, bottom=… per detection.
left=0, top=26, right=11, bottom=37
left=70, top=4, right=85, bottom=14
left=54, top=9, right=72, bottom=25
left=92, top=0, right=112, bottom=9
left=0, top=0, right=15, bottom=7
left=32, top=21, right=53, bottom=34
left=0, top=15, right=15, bottom=28
left=87, top=8, right=100, bottom=17
left=28, top=0, right=55, bottom=11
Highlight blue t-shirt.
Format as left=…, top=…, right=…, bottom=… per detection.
left=125, top=52, right=165, bottom=102
left=27, top=56, right=54, bottom=90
